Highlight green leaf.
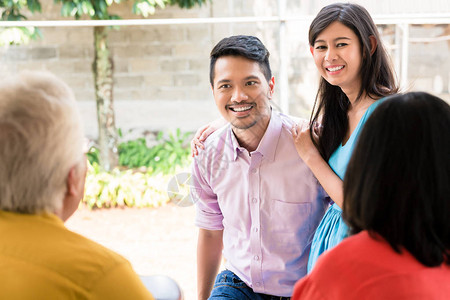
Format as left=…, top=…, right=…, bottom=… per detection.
left=61, top=1, right=73, bottom=16
left=85, top=1, right=96, bottom=16
left=155, top=0, right=166, bottom=8
left=156, top=131, right=164, bottom=141
left=26, top=0, right=41, bottom=13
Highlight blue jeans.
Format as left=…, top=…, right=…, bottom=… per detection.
left=208, top=270, right=291, bottom=300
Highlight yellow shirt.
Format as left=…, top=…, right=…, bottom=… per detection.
left=0, top=210, right=154, bottom=300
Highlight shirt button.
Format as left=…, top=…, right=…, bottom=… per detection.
left=251, top=168, right=257, bottom=174
left=255, top=282, right=261, bottom=287
left=254, top=227, right=259, bottom=232
left=254, top=255, right=259, bottom=261
left=252, top=198, right=257, bottom=203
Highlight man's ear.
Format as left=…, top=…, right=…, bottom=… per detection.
left=61, top=161, right=86, bottom=222
left=369, top=35, right=377, bottom=55
left=66, top=166, right=78, bottom=197
left=310, top=46, right=314, bottom=56
left=269, top=77, right=275, bottom=99
left=60, top=166, right=79, bottom=222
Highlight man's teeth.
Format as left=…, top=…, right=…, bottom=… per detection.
left=327, top=66, right=344, bottom=72
left=232, top=106, right=252, bottom=112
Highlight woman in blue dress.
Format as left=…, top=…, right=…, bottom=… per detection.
left=291, top=3, right=399, bottom=272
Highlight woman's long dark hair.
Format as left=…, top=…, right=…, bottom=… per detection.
left=343, top=92, right=450, bottom=267
left=309, top=3, right=398, bottom=160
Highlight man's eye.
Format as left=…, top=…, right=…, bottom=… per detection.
left=219, top=84, right=231, bottom=89
left=315, top=45, right=326, bottom=50
left=246, top=81, right=257, bottom=86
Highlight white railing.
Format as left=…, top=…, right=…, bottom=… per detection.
left=1, top=13, right=449, bottom=27
left=1, top=13, right=449, bottom=112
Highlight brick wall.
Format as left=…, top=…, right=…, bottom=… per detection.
left=1, top=0, right=449, bottom=139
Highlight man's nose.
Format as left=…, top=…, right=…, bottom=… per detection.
left=231, top=87, right=249, bottom=102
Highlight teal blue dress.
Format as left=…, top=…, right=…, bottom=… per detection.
left=307, top=99, right=385, bottom=273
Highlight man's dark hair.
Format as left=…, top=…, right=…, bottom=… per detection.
left=343, top=92, right=450, bottom=267
left=209, top=35, right=272, bottom=86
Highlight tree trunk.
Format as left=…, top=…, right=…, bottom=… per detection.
left=92, top=26, right=118, bottom=171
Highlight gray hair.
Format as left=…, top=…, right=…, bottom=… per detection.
left=0, top=71, right=84, bottom=214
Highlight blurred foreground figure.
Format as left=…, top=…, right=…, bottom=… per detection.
left=293, top=92, right=450, bottom=299
left=0, top=71, right=153, bottom=300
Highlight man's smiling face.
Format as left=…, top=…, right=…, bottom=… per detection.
left=212, top=55, right=274, bottom=132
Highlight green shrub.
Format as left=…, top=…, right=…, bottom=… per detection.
left=82, top=161, right=187, bottom=209
left=82, top=128, right=193, bottom=209
left=118, top=128, right=192, bottom=173
left=87, top=128, right=192, bottom=174
left=86, top=144, right=100, bottom=166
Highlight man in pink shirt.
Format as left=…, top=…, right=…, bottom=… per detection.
left=191, top=35, right=328, bottom=299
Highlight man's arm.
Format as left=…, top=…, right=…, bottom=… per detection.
left=197, top=228, right=223, bottom=300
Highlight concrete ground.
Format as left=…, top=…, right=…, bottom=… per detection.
left=65, top=204, right=198, bottom=300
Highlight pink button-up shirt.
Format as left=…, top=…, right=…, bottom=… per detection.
left=192, top=110, right=328, bottom=297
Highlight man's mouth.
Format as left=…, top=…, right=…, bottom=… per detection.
left=229, top=105, right=253, bottom=112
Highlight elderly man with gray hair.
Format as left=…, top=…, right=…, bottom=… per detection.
left=0, top=71, right=153, bottom=299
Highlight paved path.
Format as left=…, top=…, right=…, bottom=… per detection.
left=65, top=204, right=198, bottom=300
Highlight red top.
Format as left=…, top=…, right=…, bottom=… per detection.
left=292, top=231, right=450, bottom=300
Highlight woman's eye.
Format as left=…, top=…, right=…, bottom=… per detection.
left=336, top=43, right=348, bottom=47
left=246, top=81, right=257, bottom=86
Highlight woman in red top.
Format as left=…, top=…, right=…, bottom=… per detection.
left=292, top=92, right=450, bottom=299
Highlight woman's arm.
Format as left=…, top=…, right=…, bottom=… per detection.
left=291, top=123, right=343, bottom=208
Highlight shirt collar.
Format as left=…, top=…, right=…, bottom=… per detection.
left=227, top=109, right=282, bottom=162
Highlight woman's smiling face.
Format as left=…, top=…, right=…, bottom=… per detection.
left=311, top=21, right=363, bottom=92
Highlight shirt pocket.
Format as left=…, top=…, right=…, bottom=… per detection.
left=265, top=199, right=312, bottom=252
